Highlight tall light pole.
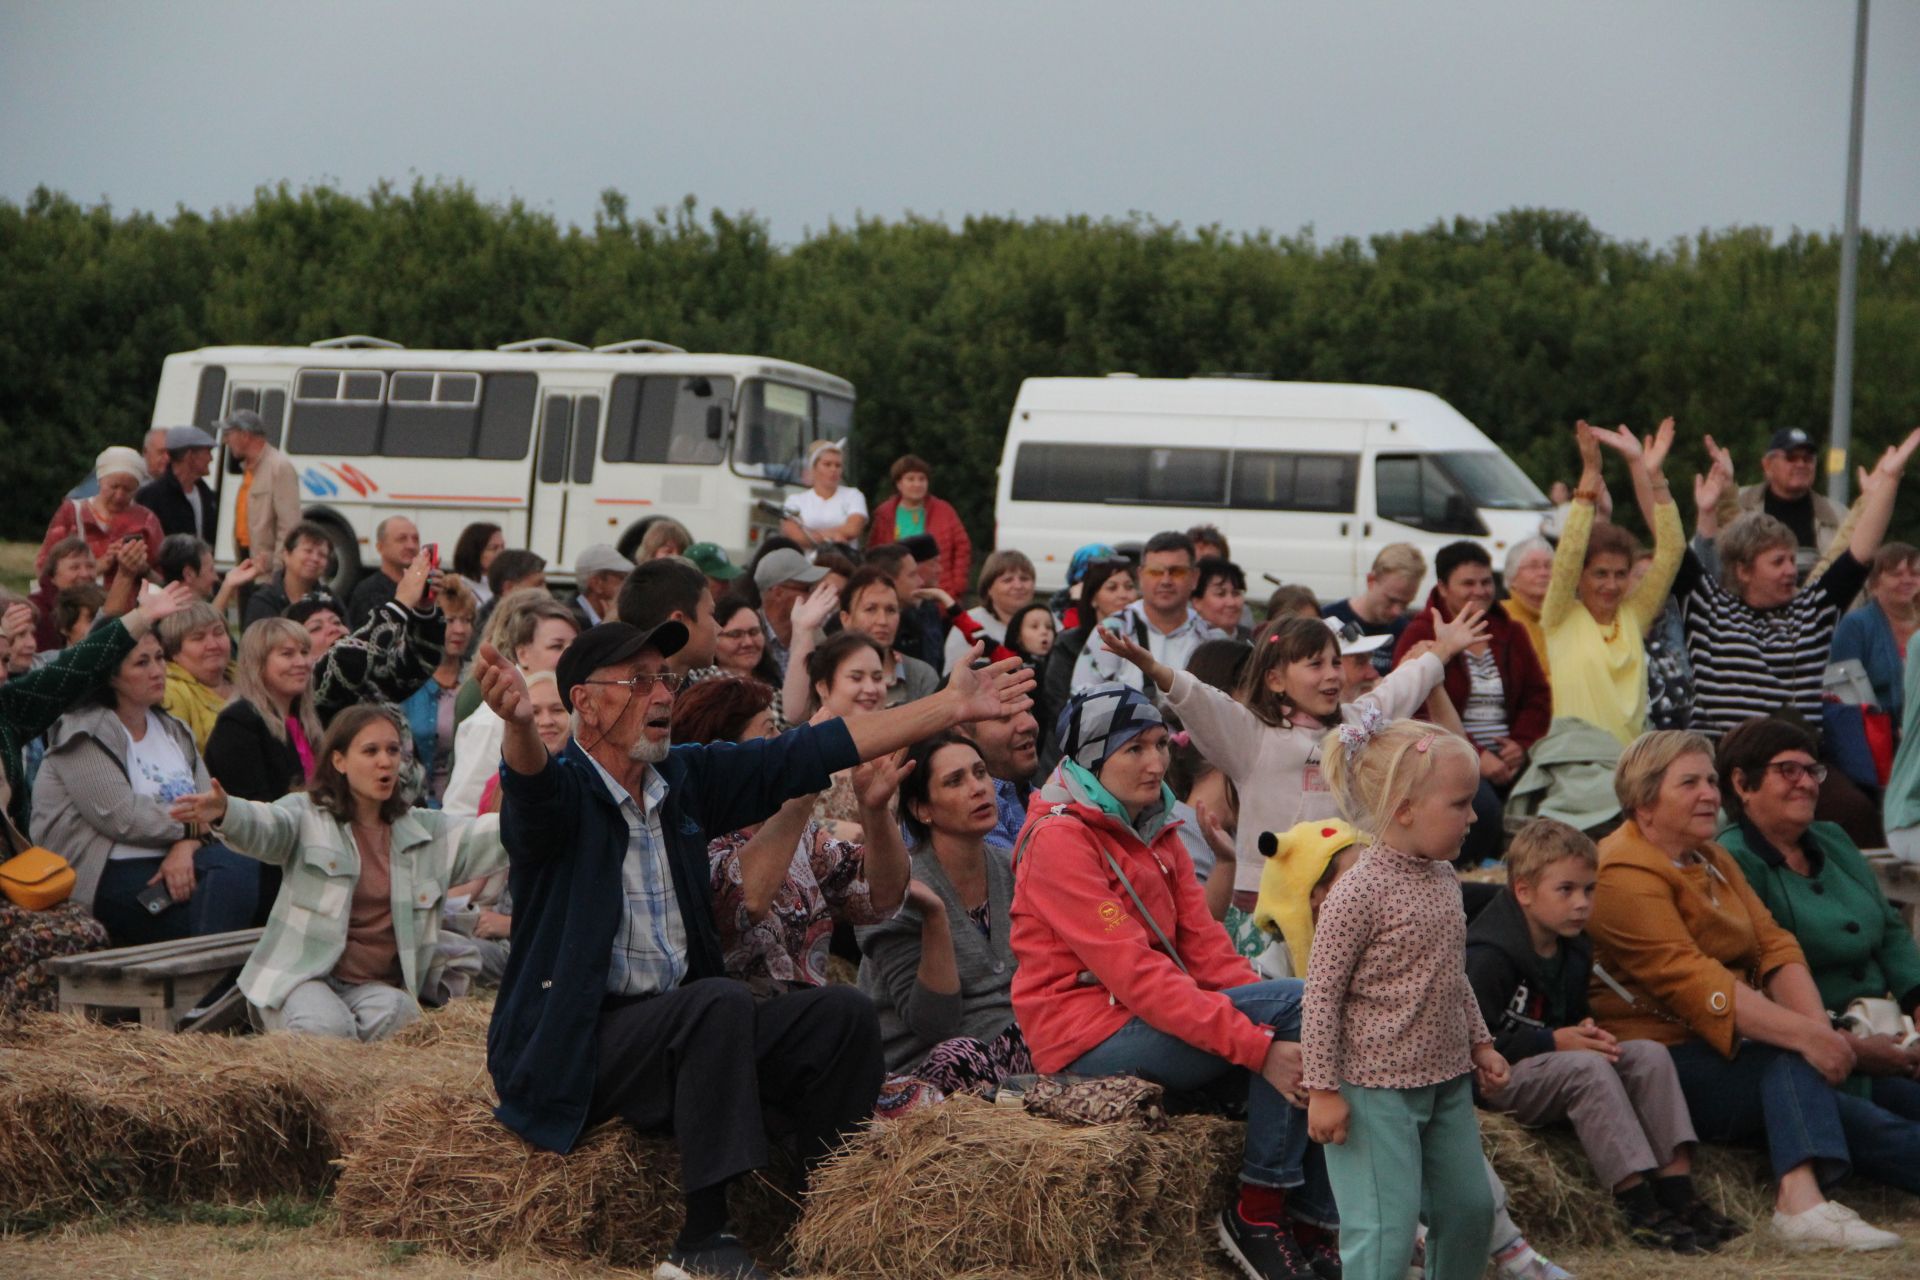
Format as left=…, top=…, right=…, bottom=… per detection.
left=1828, top=0, right=1870, bottom=505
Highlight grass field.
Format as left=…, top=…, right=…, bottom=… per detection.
left=1, top=541, right=37, bottom=595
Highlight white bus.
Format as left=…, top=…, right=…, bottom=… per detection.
left=994, top=376, right=1554, bottom=599
left=148, top=337, right=856, bottom=590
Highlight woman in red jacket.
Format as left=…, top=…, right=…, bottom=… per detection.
left=1009, top=682, right=1334, bottom=1280
left=867, top=454, right=973, bottom=601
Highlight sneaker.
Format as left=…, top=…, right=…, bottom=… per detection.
left=1291, top=1223, right=1341, bottom=1279
left=1616, top=1182, right=1702, bottom=1254
left=1218, top=1204, right=1318, bottom=1280
left=1772, top=1201, right=1903, bottom=1253
left=1491, top=1236, right=1574, bottom=1280
left=653, top=1233, right=773, bottom=1280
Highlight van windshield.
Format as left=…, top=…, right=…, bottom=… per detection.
left=733, top=380, right=855, bottom=483
left=1443, top=452, right=1550, bottom=510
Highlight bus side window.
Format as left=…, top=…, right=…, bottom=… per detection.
left=477, top=373, right=537, bottom=460
left=604, top=375, right=734, bottom=465
left=289, top=369, right=383, bottom=456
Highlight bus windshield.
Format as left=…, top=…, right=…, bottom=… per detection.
left=1443, top=451, right=1551, bottom=510
left=733, top=380, right=856, bottom=482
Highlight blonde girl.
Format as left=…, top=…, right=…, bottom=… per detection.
left=1101, top=606, right=1485, bottom=970
left=1301, top=717, right=1509, bottom=1280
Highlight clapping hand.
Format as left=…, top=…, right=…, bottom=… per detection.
left=1592, top=417, right=1675, bottom=478
left=1575, top=420, right=1602, bottom=479
left=851, top=748, right=915, bottom=812
left=1694, top=434, right=1735, bottom=513
left=1857, top=427, right=1920, bottom=499
left=791, top=580, right=840, bottom=635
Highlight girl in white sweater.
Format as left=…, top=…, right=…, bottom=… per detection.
left=1100, top=607, right=1485, bottom=967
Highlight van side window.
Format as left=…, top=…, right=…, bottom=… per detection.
left=1231, top=450, right=1358, bottom=513
left=289, top=368, right=384, bottom=456
left=604, top=375, right=735, bottom=465
left=1375, top=454, right=1484, bottom=534
left=1010, top=444, right=1226, bottom=506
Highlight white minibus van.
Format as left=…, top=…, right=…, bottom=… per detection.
left=148, top=337, right=855, bottom=591
left=993, top=376, right=1552, bottom=598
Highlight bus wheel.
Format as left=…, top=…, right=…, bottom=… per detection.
left=309, top=514, right=363, bottom=597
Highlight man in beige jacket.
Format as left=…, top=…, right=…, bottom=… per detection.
left=220, top=409, right=301, bottom=571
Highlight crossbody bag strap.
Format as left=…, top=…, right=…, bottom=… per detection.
left=1101, top=845, right=1188, bottom=977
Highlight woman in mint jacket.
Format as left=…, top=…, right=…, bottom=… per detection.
left=171, top=703, right=506, bottom=1041
left=1716, top=716, right=1920, bottom=1116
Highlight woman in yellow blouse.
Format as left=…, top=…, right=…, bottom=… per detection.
left=1542, top=419, right=1685, bottom=745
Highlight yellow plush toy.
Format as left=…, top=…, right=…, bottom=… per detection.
left=1252, top=819, right=1361, bottom=976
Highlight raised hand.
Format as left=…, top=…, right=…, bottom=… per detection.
left=1431, top=603, right=1489, bottom=662
left=474, top=641, right=534, bottom=725
left=946, top=646, right=1037, bottom=724
left=1095, top=624, right=1173, bottom=692
left=137, top=580, right=198, bottom=625
left=851, top=748, right=915, bottom=812
left=1640, top=417, right=1676, bottom=477
left=902, top=878, right=947, bottom=928
left=1575, top=420, right=1602, bottom=480
left=168, top=777, right=230, bottom=828
left=394, top=550, right=439, bottom=610
left=1694, top=434, right=1735, bottom=513
left=791, top=580, right=841, bottom=634
left=1193, top=798, right=1236, bottom=866
left=1858, top=426, right=1920, bottom=498
left=224, top=557, right=264, bottom=588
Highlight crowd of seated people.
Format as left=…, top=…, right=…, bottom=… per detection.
left=11, top=421, right=1920, bottom=1280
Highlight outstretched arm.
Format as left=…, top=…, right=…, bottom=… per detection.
left=1848, top=428, right=1920, bottom=567
left=473, top=641, right=548, bottom=777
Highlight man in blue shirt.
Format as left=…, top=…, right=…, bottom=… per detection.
left=476, top=623, right=1035, bottom=1280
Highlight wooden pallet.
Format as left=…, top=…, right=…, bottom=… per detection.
left=44, top=928, right=263, bottom=1032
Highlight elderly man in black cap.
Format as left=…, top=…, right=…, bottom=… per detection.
left=1716, top=427, right=1847, bottom=577
left=473, top=621, right=1034, bottom=1280
left=135, top=426, right=220, bottom=541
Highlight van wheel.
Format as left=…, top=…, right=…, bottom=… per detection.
left=309, top=514, right=362, bottom=597
left=616, top=520, right=658, bottom=561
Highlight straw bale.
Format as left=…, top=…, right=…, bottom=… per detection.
left=0, top=1017, right=334, bottom=1225
left=332, top=1087, right=800, bottom=1268
left=790, top=1094, right=1239, bottom=1280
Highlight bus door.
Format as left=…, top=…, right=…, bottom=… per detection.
left=528, top=388, right=603, bottom=569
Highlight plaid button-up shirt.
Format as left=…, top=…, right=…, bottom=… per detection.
left=586, top=754, right=689, bottom=996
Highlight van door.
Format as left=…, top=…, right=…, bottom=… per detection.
left=1225, top=429, right=1361, bottom=601
left=527, top=389, right=603, bottom=569
left=1360, top=430, right=1487, bottom=585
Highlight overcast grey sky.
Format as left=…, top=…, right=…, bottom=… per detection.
left=3, top=1, right=1915, bottom=245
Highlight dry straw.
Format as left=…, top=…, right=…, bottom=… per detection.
left=790, top=1094, right=1239, bottom=1280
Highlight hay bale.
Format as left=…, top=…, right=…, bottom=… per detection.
left=790, top=1095, right=1239, bottom=1280
left=0, top=1017, right=335, bottom=1225
left=332, top=1087, right=800, bottom=1268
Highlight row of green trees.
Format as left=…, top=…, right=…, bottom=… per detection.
left=2, top=181, right=1916, bottom=544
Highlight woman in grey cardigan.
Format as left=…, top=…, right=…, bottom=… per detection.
left=858, top=730, right=1029, bottom=1095
left=33, top=629, right=260, bottom=945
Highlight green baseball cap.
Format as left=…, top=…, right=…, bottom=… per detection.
left=685, top=541, right=743, bottom=581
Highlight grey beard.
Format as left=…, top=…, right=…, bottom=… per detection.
left=628, top=737, right=669, bottom=764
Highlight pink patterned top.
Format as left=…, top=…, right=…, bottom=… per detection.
left=1302, top=843, right=1491, bottom=1091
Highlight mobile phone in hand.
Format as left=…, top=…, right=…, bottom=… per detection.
left=136, top=881, right=173, bottom=915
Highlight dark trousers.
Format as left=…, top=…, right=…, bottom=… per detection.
left=92, top=844, right=261, bottom=947
left=1668, top=1038, right=1920, bottom=1194
left=588, top=977, right=883, bottom=1194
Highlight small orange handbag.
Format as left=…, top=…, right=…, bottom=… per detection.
left=0, top=806, right=75, bottom=910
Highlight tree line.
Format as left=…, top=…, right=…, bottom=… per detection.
left=2, top=180, right=1916, bottom=546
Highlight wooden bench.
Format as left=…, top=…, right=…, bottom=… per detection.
left=1864, top=851, right=1920, bottom=945
left=45, top=928, right=263, bottom=1031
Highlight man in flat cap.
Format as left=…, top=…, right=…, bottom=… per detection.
left=135, top=426, right=220, bottom=541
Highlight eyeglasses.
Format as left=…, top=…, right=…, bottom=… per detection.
left=717, top=627, right=762, bottom=642
left=582, top=672, right=686, bottom=695
left=1763, top=760, right=1827, bottom=785
left=1139, top=565, right=1194, bottom=582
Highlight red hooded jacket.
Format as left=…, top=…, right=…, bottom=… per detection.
left=1392, top=586, right=1553, bottom=751
left=1009, top=779, right=1272, bottom=1074
left=867, top=494, right=973, bottom=600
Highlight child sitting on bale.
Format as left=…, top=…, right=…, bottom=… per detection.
left=1466, top=818, right=1737, bottom=1254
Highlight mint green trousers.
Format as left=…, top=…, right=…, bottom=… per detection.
left=1323, top=1074, right=1494, bottom=1280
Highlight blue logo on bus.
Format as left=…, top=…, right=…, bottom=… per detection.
left=301, top=468, right=339, bottom=497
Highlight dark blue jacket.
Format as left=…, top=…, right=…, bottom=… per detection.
left=488, top=720, right=860, bottom=1153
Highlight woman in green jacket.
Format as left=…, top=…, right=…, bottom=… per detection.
left=170, top=703, right=506, bottom=1041
left=1716, top=716, right=1920, bottom=1115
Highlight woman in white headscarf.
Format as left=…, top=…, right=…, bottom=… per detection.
left=37, top=446, right=164, bottom=585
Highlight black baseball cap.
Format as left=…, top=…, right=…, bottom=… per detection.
left=900, top=534, right=940, bottom=563
left=1767, top=427, right=1817, bottom=456
left=555, top=620, right=687, bottom=710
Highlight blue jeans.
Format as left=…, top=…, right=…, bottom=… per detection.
left=1068, top=978, right=1334, bottom=1224
left=1668, top=1038, right=1920, bottom=1194
left=92, top=844, right=261, bottom=948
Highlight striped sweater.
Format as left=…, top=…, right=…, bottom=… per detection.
left=1676, top=548, right=1866, bottom=740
